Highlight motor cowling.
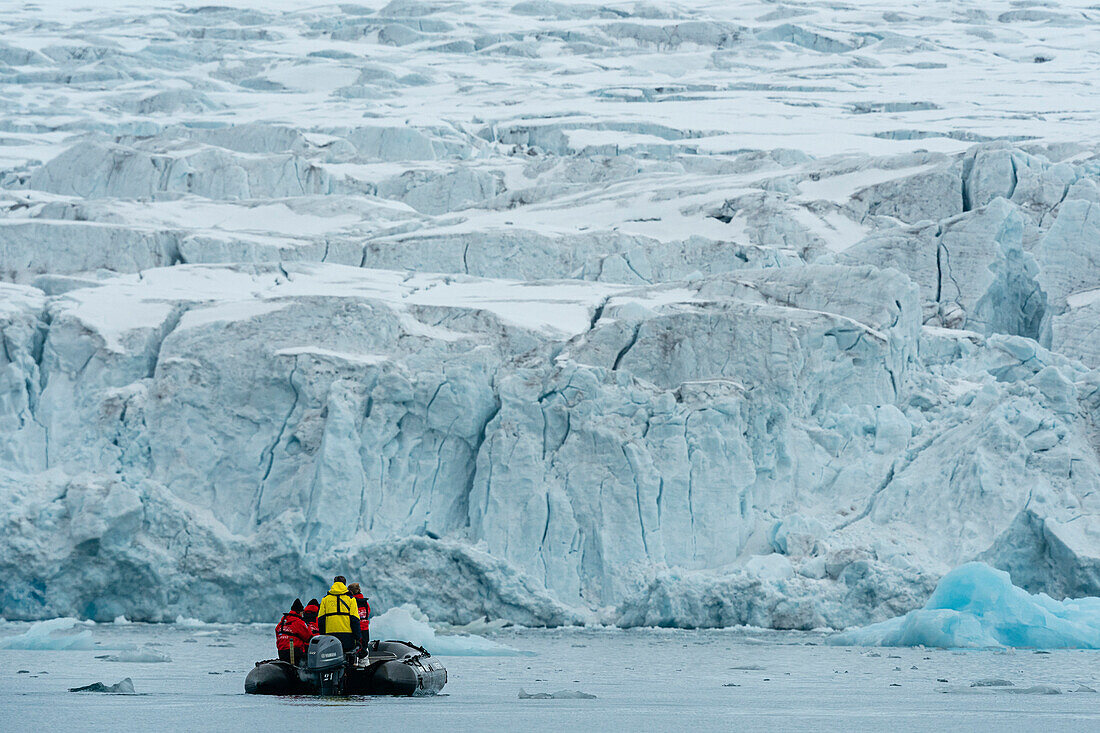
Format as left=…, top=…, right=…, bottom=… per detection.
left=306, top=635, right=345, bottom=672
left=303, top=634, right=346, bottom=696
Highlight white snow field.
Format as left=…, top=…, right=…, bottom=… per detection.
left=2, top=0, right=1100, bottom=638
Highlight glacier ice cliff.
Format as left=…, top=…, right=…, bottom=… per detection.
left=1, top=0, right=1099, bottom=629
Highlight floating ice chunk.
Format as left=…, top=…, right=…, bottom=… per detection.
left=371, top=605, right=526, bottom=656
left=831, top=563, right=1100, bottom=648
left=518, top=689, right=597, bottom=699
left=69, top=678, right=135, bottom=694
left=174, top=615, right=209, bottom=627
left=942, top=680, right=1067, bottom=695
left=1005, top=685, right=1062, bottom=695
left=113, top=616, right=130, bottom=625
left=439, top=616, right=511, bottom=635
left=0, top=618, right=94, bottom=650
left=104, top=646, right=171, bottom=663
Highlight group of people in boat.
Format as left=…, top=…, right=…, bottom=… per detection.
left=276, top=576, right=371, bottom=664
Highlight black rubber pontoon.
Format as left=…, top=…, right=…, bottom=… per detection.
left=245, top=636, right=447, bottom=697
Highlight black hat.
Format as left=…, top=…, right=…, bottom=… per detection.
left=307, top=598, right=319, bottom=607
left=291, top=598, right=304, bottom=613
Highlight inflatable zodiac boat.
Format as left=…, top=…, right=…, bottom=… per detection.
left=245, top=636, right=447, bottom=697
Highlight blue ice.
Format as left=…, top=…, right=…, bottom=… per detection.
left=831, top=562, right=1100, bottom=648
left=370, top=605, right=529, bottom=656
left=0, top=618, right=94, bottom=650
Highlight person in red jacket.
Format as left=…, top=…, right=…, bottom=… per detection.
left=275, top=598, right=313, bottom=665
left=302, top=598, right=320, bottom=634
left=347, top=582, right=371, bottom=646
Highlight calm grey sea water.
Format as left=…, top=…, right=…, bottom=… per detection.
left=3, top=622, right=1100, bottom=731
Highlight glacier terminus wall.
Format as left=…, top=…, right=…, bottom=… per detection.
left=1, top=0, right=1100, bottom=629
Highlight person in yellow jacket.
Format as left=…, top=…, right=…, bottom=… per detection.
left=317, top=576, right=362, bottom=654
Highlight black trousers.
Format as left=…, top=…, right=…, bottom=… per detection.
left=329, top=632, right=357, bottom=653
left=278, top=647, right=304, bottom=664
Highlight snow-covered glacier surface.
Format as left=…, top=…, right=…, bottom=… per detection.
left=2, top=0, right=1100, bottom=629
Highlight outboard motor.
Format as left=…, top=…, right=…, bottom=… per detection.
left=303, top=635, right=346, bottom=696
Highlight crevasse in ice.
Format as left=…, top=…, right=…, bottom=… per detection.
left=1, top=1, right=1100, bottom=631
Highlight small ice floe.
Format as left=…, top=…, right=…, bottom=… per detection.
left=518, top=689, right=597, bottom=699
left=175, top=615, right=206, bottom=626
left=104, top=646, right=172, bottom=663
left=0, top=618, right=93, bottom=650
left=441, top=616, right=511, bottom=635
left=70, top=678, right=136, bottom=694
left=1003, top=685, right=1062, bottom=695
left=940, top=679, right=1067, bottom=695
left=970, top=679, right=1013, bottom=687
left=371, top=605, right=528, bottom=656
